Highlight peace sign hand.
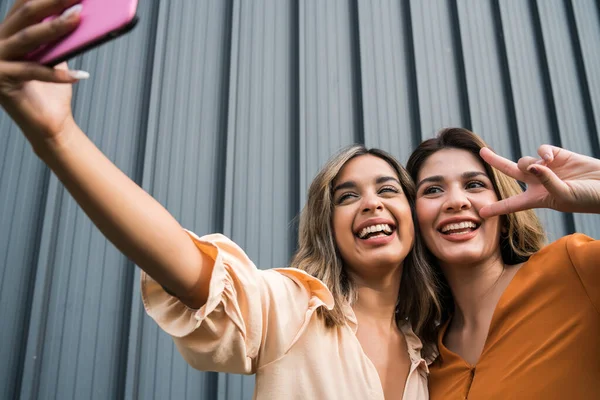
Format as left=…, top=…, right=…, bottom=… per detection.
left=479, top=145, right=600, bottom=218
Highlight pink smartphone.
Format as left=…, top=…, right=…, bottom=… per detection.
left=26, top=0, right=139, bottom=66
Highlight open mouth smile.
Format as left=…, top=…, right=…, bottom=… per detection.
left=438, top=221, right=480, bottom=236
left=357, top=223, right=394, bottom=239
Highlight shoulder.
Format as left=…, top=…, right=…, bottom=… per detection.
left=185, top=231, right=250, bottom=264
left=183, top=231, right=336, bottom=311
left=529, top=233, right=593, bottom=261
left=523, top=234, right=597, bottom=277
left=563, top=233, right=596, bottom=252
left=266, top=268, right=335, bottom=310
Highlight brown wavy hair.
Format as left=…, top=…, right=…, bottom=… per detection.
left=290, top=144, right=441, bottom=356
left=406, top=128, right=547, bottom=320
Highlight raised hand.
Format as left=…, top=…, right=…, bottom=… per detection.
left=0, top=0, right=88, bottom=152
left=479, top=144, right=600, bottom=218
left=0, top=1, right=209, bottom=308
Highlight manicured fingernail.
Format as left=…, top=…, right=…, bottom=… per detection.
left=60, top=4, right=83, bottom=20
left=68, top=70, right=90, bottom=80
left=528, top=166, right=541, bottom=176
left=543, top=153, right=552, bottom=162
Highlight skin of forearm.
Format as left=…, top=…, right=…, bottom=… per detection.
left=33, top=123, right=210, bottom=308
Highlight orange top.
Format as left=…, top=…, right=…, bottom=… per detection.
left=142, top=231, right=432, bottom=399
left=429, top=234, right=600, bottom=399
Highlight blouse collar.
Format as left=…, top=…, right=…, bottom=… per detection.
left=341, top=302, right=437, bottom=371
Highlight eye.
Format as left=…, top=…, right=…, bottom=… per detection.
left=422, top=185, right=443, bottom=195
left=336, top=192, right=357, bottom=204
left=465, top=180, right=486, bottom=190
left=378, top=185, right=400, bottom=195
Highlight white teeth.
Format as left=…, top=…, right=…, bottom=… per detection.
left=441, top=221, right=477, bottom=233
left=358, top=223, right=393, bottom=239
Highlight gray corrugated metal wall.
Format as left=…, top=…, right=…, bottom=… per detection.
left=0, top=0, right=598, bottom=399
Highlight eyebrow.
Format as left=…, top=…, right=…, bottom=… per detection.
left=416, top=171, right=488, bottom=191
left=333, top=176, right=401, bottom=193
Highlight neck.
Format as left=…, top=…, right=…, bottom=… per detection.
left=441, top=253, right=508, bottom=329
left=350, top=266, right=402, bottom=327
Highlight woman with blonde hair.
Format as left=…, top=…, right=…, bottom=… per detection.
left=0, top=2, right=440, bottom=398
left=407, top=127, right=600, bottom=399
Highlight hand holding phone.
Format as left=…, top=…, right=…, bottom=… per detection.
left=0, top=1, right=94, bottom=149
left=26, top=0, right=139, bottom=66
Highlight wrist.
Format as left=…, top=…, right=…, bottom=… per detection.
left=30, top=117, right=82, bottom=162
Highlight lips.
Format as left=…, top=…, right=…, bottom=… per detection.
left=354, top=219, right=397, bottom=240
left=357, top=223, right=393, bottom=239
left=437, top=218, right=481, bottom=236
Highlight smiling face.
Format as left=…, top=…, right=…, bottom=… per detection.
left=331, top=154, right=414, bottom=277
left=415, top=148, right=502, bottom=267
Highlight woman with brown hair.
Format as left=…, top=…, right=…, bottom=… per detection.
left=0, top=2, right=439, bottom=398
left=407, top=127, right=600, bottom=399
left=142, top=145, right=440, bottom=399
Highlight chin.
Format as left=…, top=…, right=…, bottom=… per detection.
left=374, top=249, right=410, bottom=268
left=437, top=250, right=485, bottom=266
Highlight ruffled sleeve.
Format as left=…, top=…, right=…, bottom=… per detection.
left=566, top=233, right=600, bottom=315
left=141, top=231, right=334, bottom=374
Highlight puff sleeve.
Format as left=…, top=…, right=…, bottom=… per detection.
left=141, top=231, right=334, bottom=374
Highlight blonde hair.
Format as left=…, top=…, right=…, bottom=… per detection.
left=290, top=145, right=441, bottom=355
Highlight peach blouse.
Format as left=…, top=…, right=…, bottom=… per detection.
left=141, top=231, right=431, bottom=399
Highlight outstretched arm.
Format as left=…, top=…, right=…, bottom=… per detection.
left=0, top=0, right=209, bottom=308
left=479, top=144, right=600, bottom=218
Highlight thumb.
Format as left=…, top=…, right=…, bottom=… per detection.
left=527, top=164, right=570, bottom=196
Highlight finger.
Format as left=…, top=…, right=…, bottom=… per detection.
left=0, top=0, right=81, bottom=39
left=0, top=61, right=88, bottom=83
left=526, top=164, right=570, bottom=197
left=517, top=156, right=539, bottom=175
left=480, top=147, right=527, bottom=181
left=0, top=6, right=80, bottom=60
left=479, top=193, right=539, bottom=218
left=537, top=144, right=557, bottom=164
left=4, top=0, right=31, bottom=20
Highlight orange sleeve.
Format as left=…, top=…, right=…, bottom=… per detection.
left=566, top=233, right=600, bottom=315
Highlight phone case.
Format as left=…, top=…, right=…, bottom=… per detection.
left=27, top=0, right=139, bottom=66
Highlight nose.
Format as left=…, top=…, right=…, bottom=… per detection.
left=361, top=192, right=384, bottom=213
left=444, top=187, right=471, bottom=212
